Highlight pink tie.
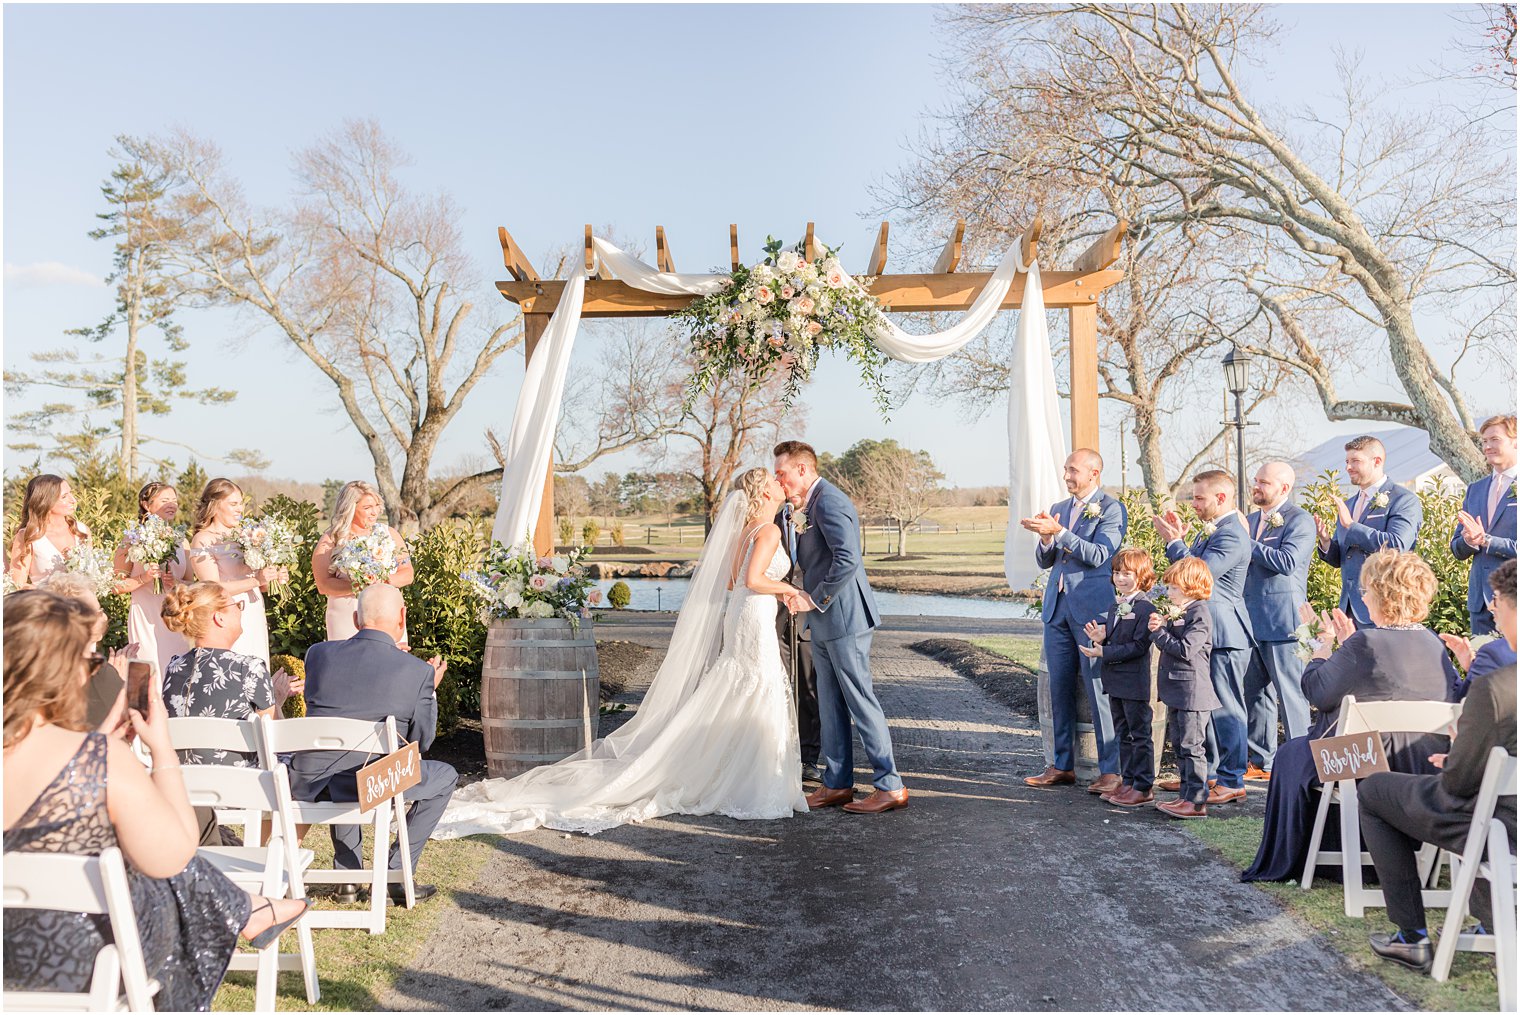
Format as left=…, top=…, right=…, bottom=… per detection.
left=1255, top=513, right=1266, bottom=540
left=1489, top=475, right=1507, bottom=525
left=1351, top=491, right=1369, bottom=523
left=1069, top=499, right=1083, bottom=529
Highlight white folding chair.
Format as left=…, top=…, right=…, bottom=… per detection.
left=167, top=716, right=274, bottom=841
left=1431, top=746, right=1518, bottom=1010
left=259, top=715, right=416, bottom=933
left=2, top=847, right=159, bottom=1012
left=1300, top=695, right=1462, bottom=916
left=181, top=764, right=320, bottom=1010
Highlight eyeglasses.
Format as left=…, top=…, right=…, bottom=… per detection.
left=223, top=600, right=246, bottom=613
left=84, top=652, right=105, bottom=677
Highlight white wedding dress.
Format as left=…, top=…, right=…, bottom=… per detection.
left=436, top=494, right=807, bottom=837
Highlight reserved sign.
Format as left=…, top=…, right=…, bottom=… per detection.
left=1310, top=731, right=1390, bottom=782
left=357, top=742, right=422, bottom=812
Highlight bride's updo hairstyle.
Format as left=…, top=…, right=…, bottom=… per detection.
left=737, top=468, right=773, bottom=525
left=161, top=581, right=232, bottom=640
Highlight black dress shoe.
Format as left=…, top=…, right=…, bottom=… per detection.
left=388, top=882, right=437, bottom=907
left=801, top=763, right=822, bottom=783
left=332, top=883, right=362, bottom=904
left=1369, top=930, right=1432, bottom=973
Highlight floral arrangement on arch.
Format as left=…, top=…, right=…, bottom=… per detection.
left=461, top=541, right=602, bottom=628
left=674, top=237, right=893, bottom=414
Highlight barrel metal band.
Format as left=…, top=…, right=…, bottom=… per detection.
left=484, top=670, right=598, bottom=681
left=482, top=718, right=586, bottom=729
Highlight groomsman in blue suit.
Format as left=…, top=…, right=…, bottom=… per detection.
left=1241, top=462, right=1315, bottom=780
left=1315, top=435, right=1424, bottom=628
left=1021, top=448, right=1128, bottom=795
left=1153, top=470, right=1254, bottom=804
left=1450, top=414, right=1517, bottom=635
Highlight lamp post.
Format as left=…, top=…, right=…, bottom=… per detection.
left=1222, top=345, right=1256, bottom=510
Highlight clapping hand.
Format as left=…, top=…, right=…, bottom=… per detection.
left=1457, top=510, right=1487, bottom=548
left=1326, top=607, right=1356, bottom=644
left=1146, top=612, right=1164, bottom=632
left=1428, top=753, right=1447, bottom=770
left=1313, top=513, right=1334, bottom=548
left=1439, top=632, right=1475, bottom=672
left=1019, top=512, right=1063, bottom=539
left=1334, top=497, right=1354, bottom=529
left=106, top=642, right=141, bottom=673
left=95, top=687, right=131, bottom=740
left=1151, top=510, right=1185, bottom=544
left=428, top=655, right=448, bottom=688
left=1082, top=619, right=1106, bottom=645
left=1297, top=602, right=1320, bottom=626
left=1077, top=642, right=1103, bottom=660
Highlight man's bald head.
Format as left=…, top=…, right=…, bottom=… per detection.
left=356, top=583, right=406, bottom=641
left=1251, top=461, right=1296, bottom=509
left=1062, top=448, right=1104, bottom=497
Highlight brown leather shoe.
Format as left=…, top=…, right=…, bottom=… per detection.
left=1156, top=798, right=1208, bottom=820
left=1023, top=767, right=1076, bottom=788
left=1206, top=784, right=1247, bottom=805
left=1155, top=776, right=1216, bottom=793
left=1108, top=787, right=1155, bottom=808
left=1244, top=764, right=1272, bottom=782
left=842, top=788, right=909, bottom=814
left=805, top=785, right=855, bottom=809
left=1087, top=773, right=1122, bottom=796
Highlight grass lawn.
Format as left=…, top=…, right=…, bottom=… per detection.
left=1187, top=816, right=1501, bottom=1012
left=212, top=831, right=496, bottom=1012
left=969, top=635, right=1043, bottom=671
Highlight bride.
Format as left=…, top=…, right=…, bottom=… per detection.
left=435, top=467, right=809, bottom=837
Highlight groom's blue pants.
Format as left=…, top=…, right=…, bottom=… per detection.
left=1043, top=596, right=1120, bottom=775
left=813, top=628, right=904, bottom=792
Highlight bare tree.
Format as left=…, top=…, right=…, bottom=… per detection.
left=944, top=4, right=1514, bottom=481
left=147, top=121, right=521, bottom=529
left=833, top=439, right=944, bottom=557
left=552, top=320, right=687, bottom=474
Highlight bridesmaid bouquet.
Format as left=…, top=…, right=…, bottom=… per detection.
left=332, top=524, right=402, bottom=596
left=122, top=515, right=183, bottom=594
left=64, top=543, right=119, bottom=601
left=232, top=515, right=304, bottom=600
left=461, top=541, right=598, bottom=628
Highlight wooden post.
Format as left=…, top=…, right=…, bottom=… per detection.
left=523, top=313, right=556, bottom=557
left=1068, top=305, right=1100, bottom=454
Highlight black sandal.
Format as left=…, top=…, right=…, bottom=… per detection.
left=246, top=897, right=309, bottom=950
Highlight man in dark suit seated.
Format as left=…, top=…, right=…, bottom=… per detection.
left=292, top=584, right=457, bottom=905
left=1358, top=559, right=1517, bottom=973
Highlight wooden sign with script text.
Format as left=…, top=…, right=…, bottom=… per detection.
left=1310, top=731, right=1390, bottom=782
left=357, top=742, right=422, bottom=812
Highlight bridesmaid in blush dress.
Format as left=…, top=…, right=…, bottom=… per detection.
left=310, top=480, right=413, bottom=641
left=111, top=481, right=191, bottom=681
left=5, top=474, right=90, bottom=589
left=186, top=479, right=284, bottom=667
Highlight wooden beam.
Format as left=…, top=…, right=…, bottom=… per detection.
left=933, top=219, right=966, bottom=274
left=498, top=268, right=1124, bottom=317
left=584, top=225, right=595, bottom=274
left=522, top=313, right=557, bottom=556
left=867, top=222, right=889, bottom=277
left=655, top=226, right=674, bottom=273
left=1073, top=219, right=1128, bottom=274
left=803, top=222, right=817, bottom=262
left=1069, top=304, right=1100, bottom=454
left=497, top=226, right=539, bottom=282
left=730, top=224, right=740, bottom=272
left=1020, top=215, right=1044, bottom=268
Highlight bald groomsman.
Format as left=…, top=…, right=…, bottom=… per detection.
left=1316, top=436, right=1424, bottom=629
left=1451, top=414, right=1517, bottom=636
left=1242, top=462, right=1315, bottom=780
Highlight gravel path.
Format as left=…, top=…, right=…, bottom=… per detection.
left=381, top=617, right=1408, bottom=1012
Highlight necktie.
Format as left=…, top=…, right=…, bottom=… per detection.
left=1068, top=498, right=1084, bottom=529
left=1255, top=512, right=1266, bottom=540
left=1489, top=474, right=1508, bottom=526
left=1352, top=490, right=1369, bottom=523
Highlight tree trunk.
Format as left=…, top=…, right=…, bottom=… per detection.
left=1132, top=402, right=1170, bottom=504
left=121, top=262, right=141, bottom=485
left=897, top=519, right=910, bottom=557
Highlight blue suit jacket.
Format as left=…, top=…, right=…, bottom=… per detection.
left=1450, top=474, right=1517, bottom=617
left=290, top=629, right=438, bottom=803
left=1318, top=479, right=1424, bottom=627
left=796, top=479, right=879, bottom=643
left=1244, top=503, right=1315, bottom=643
left=1035, top=489, right=1127, bottom=627
left=1165, top=512, right=1254, bottom=650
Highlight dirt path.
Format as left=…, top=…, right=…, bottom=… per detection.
left=382, top=618, right=1407, bottom=1012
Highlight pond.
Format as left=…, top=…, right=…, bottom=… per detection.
left=594, top=577, right=1039, bottom=620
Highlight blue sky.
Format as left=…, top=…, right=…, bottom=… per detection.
left=3, top=4, right=1509, bottom=488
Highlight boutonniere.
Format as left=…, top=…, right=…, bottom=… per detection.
left=1082, top=502, right=1101, bottom=520
left=1114, top=602, right=1133, bottom=619
left=1267, top=511, right=1284, bottom=529
left=1508, top=483, right=1516, bottom=502
left=791, top=509, right=810, bottom=535
left=1371, top=491, right=1390, bottom=510
left=1201, top=521, right=1218, bottom=537
left=1150, top=592, right=1183, bottom=622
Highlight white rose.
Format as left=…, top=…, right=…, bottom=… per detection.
left=551, top=555, right=570, bottom=574
left=776, top=251, right=800, bottom=273
left=751, top=264, right=774, bottom=283
left=500, top=589, right=523, bottom=610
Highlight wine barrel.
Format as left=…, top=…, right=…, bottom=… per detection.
left=480, top=618, right=600, bottom=781
left=1036, top=642, right=1168, bottom=782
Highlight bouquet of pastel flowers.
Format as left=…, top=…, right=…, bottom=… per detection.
left=461, top=541, right=601, bottom=628
left=64, top=542, right=120, bottom=601
left=2, top=573, right=18, bottom=597
left=332, top=523, right=404, bottom=596
left=1292, top=614, right=1341, bottom=662
left=122, top=515, right=185, bottom=594
left=232, top=515, right=304, bottom=600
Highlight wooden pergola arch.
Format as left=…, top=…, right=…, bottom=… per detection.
left=496, top=219, right=1127, bottom=554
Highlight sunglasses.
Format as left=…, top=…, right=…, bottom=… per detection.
left=84, top=652, right=106, bottom=677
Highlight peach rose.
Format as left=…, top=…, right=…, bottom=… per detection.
left=755, top=286, right=774, bottom=304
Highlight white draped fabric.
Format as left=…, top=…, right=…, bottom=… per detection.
left=491, top=234, right=1068, bottom=591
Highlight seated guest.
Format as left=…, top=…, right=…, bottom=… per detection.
left=292, top=584, right=456, bottom=905
left=1147, top=557, right=1220, bottom=820
left=159, top=581, right=276, bottom=767
left=2, top=590, right=306, bottom=1011
left=1439, top=628, right=1518, bottom=702
left=1358, top=559, right=1517, bottom=972
left=1080, top=547, right=1158, bottom=807
left=36, top=571, right=125, bottom=729
left=1243, top=549, right=1458, bottom=882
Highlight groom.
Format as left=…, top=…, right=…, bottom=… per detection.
left=774, top=440, right=908, bottom=814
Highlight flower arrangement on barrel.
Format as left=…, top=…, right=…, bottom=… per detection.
left=461, top=541, right=603, bottom=628
left=675, top=237, right=894, bottom=414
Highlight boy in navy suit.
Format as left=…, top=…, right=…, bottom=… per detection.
left=1450, top=414, right=1516, bottom=635
left=1149, top=557, right=1221, bottom=820
left=1080, top=547, right=1157, bottom=807
left=1316, top=435, right=1423, bottom=628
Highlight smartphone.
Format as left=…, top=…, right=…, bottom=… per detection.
left=125, top=660, right=153, bottom=715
